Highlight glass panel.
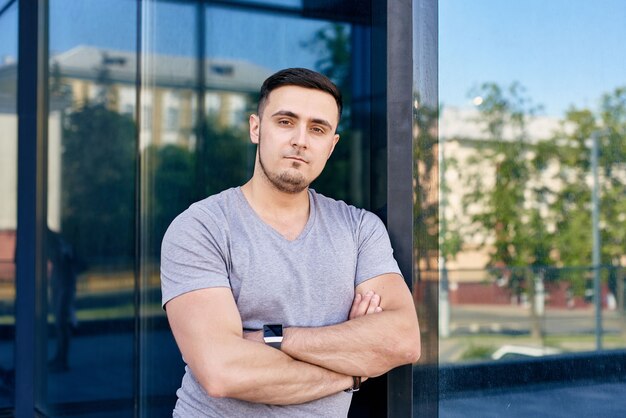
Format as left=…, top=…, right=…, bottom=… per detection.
left=0, top=2, right=18, bottom=410
left=44, top=1, right=137, bottom=416
left=440, top=0, right=626, bottom=413
left=440, top=0, right=626, bottom=367
left=138, top=2, right=197, bottom=416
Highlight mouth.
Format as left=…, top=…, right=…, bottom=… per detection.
left=285, top=155, right=308, bottom=164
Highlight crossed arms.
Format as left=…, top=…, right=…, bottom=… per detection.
left=165, top=273, right=421, bottom=405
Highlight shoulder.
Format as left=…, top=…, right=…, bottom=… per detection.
left=310, top=189, right=384, bottom=231
left=163, top=188, right=239, bottom=246
left=173, top=188, right=238, bottom=225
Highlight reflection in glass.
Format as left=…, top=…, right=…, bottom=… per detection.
left=439, top=0, right=626, bottom=366
left=44, top=0, right=137, bottom=415
left=138, top=2, right=197, bottom=416
left=0, top=2, right=17, bottom=410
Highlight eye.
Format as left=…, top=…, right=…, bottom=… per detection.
left=311, top=126, right=326, bottom=134
left=277, top=119, right=292, bottom=126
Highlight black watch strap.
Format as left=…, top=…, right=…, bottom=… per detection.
left=344, top=376, right=361, bottom=393
left=263, top=324, right=283, bottom=350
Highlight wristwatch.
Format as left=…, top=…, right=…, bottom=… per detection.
left=263, top=324, right=283, bottom=349
left=344, top=376, right=361, bottom=393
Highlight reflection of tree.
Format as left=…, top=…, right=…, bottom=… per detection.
left=146, top=144, right=194, bottom=259
left=413, top=96, right=441, bottom=272
left=455, top=82, right=548, bottom=337
left=462, top=83, right=548, bottom=271
left=199, top=115, right=252, bottom=198
left=61, top=103, right=136, bottom=267
left=543, top=87, right=626, bottom=296
left=450, top=82, right=626, bottom=318
left=147, top=115, right=251, bottom=259
left=302, top=23, right=351, bottom=96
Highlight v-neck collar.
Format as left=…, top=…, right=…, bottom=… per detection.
left=235, top=187, right=316, bottom=243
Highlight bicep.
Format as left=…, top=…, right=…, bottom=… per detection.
left=355, top=273, right=415, bottom=312
left=165, top=287, right=242, bottom=371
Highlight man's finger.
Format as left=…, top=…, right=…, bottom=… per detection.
left=366, top=294, right=380, bottom=315
left=349, top=293, right=362, bottom=319
left=354, top=291, right=374, bottom=318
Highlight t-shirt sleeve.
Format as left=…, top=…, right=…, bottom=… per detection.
left=354, top=211, right=402, bottom=286
left=160, top=204, right=231, bottom=308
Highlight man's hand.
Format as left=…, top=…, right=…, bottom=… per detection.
left=279, top=274, right=421, bottom=378
left=349, top=290, right=383, bottom=320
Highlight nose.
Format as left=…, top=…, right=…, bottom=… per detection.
left=290, top=125, right=308, bottom=148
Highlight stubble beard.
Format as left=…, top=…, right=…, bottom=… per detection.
left=257, top=131, right=309, bottom=194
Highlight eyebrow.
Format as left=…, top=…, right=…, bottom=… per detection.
left=271, top=110, right=334, bottom=130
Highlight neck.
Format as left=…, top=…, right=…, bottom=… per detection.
left=241, top=175, right=310, bottom=217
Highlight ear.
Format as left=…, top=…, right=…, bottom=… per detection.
left=327, top=134, right=340, bottom=159
left=249, top=114, right=260, bottom=144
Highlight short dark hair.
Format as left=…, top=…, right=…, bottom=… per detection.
left=257, top=68, right=342, bottom=121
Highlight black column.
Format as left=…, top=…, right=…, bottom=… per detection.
left=385, top=0, right=414, bottom=417
left=412, top=0, right=439, bottom=417
left=16, top=0, right=48, bottom=415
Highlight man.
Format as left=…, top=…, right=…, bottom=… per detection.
left=161, top=68, right=420, bottom=417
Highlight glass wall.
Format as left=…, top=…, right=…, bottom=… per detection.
left=0, top=0, right=17, bottom=411
left=42, top=0, right=138, bottom=415
left=439, top=0, right=626, bottom=414
left=137, top=2, right=198, bottom=415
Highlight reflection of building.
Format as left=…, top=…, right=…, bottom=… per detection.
left=440, top=106, right=562, bottom=270
left=50, top=45, right=272, bottom=146
left=439, top=106, right=586, bottom=307
left=0, top=45, right=271, bottom=231
left=0, top=47, right=271, bottom=285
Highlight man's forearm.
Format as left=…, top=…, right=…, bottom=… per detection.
left=281, top=309, right=420, bottom=377
left=190, top=336, right=354, bottom=405
left=166, top=288, right=355, bottom=407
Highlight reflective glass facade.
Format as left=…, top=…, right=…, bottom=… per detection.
left=0, top=0, right=17, bottom=411
left=438, top=0, right=626, bottom=416
left=3, top=0, right=626, bottom=417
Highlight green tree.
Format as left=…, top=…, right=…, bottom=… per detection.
left=145, top=143, right=195, bottom=259
left=463, top=82, right=547, bottom=270
left=199, top=114, right=253, bottom=198
left=61, top=103, right=136, bottom=267
left=414, top=96, right=442, bottom=272
left=459, top=82, right=548, bottom=337
left=544, top=87, right=626, bottom=296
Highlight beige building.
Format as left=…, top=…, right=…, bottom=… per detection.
left=0, top=45, right=272, bottom=233
left=440, top=106, right=564, bottom=281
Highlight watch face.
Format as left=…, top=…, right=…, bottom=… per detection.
left=264, top=324, right=283, bottom=338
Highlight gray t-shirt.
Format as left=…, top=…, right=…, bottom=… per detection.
left=161, top=187, right=401, bottom=417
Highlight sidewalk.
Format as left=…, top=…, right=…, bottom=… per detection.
left=440, top=379, right=626, bottom=418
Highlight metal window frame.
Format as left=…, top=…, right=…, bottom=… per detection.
left=384, top=1, right=415, bottom=417
left=16, top=0, right=49, bottom=416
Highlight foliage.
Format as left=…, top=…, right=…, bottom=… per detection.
left=61, top=103, right=136, bottom=267
left=459, top=343, right=495, bottom=361
left=196, top=114, right=253, bottom=200
left=145, top=143, right=195, bottom=258
left=461, top=82, right=547, bottom=272
left=449, top=82, right=626, bottom=298
left=414, top=97, right=442, bottom=269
